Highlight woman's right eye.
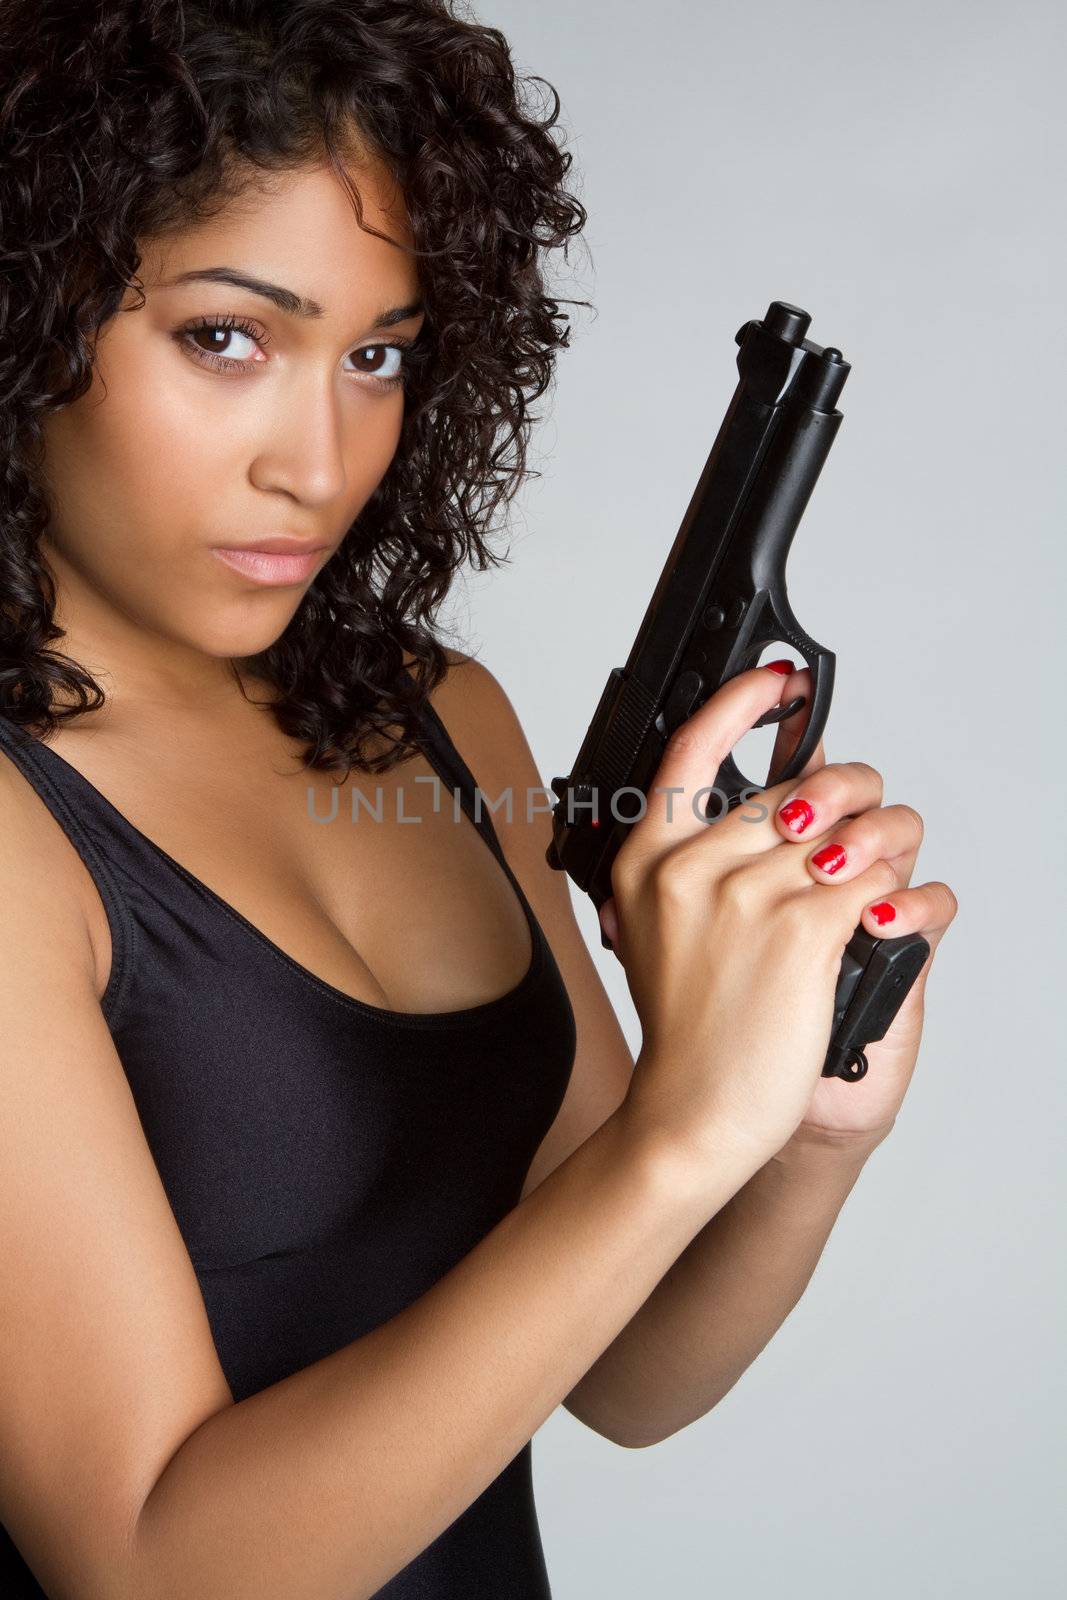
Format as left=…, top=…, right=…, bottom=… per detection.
left=174, top=315, right=270, bottom=374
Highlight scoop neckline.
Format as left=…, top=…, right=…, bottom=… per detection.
left=0, top=709, right=546, bottom=1031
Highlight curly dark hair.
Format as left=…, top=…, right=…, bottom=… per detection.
left=0, top=0, right=589, bottom=773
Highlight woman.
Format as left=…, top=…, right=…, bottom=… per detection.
left=0, top=3, right=958, bottom=1597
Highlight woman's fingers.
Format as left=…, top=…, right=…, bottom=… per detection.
left=803, top=803, right=924, bottom=885
left=853, top=879, right=959, bottom=949
left=767, top=664, right=826, bottom=782
left=604, top=872, right=959, bottom=964
left=771, top=761, right=885, bottom=842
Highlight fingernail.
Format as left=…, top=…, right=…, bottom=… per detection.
left=778, top=797, right=814, bottom=833
left=765, top=659, right=795, bottom=676
left=869, top=900, right=896, bottom=925
left=811, top=843, right=847, bottom=875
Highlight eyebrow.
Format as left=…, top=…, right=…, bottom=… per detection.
left=161, top=266, right=424, bottom=329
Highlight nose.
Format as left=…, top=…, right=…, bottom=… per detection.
left=247, top=375, right=350, bottom=508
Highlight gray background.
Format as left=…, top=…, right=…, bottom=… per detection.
left=438, top=1, right=1065, bottom=1595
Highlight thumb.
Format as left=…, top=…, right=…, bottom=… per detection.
left=598, top=895, right=620, bottom=956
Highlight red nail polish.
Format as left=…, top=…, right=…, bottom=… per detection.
left=869, top=901, right=896, bottom=925
left=778, top=797, right=814, bottom=833
left=765, top=659, right=794, bottom=676
left=811, top=843, right=847, bottom=874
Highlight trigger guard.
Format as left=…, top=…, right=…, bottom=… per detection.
left=712, top=695, right=815, bottom=811
left=710, top=751, right=761, bottom=811
left=710, top=691, right=808, bottom=809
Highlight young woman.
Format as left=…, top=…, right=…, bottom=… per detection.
left=0, top=3, right=958, bottom=1597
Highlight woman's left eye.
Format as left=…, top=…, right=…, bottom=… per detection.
left=346, top=344, right=408, bottom=386
left=174, top=315, right=412, bottom=389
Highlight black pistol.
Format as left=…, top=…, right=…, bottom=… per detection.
left=545, top=300, right=929, bottom=1083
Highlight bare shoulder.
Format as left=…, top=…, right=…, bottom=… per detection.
left=423, top=648, right=546, bottom=832
left=424, top=647, right=529, bottom=777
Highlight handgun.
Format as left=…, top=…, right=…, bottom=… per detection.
left=545, top=300, right=929, bottom=1083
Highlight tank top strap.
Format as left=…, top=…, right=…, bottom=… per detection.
left=405, top=673, right=513, bottom=870
left=408, top=683, right=550, bottom=986
left=0, top=711, right=137, bottom=1024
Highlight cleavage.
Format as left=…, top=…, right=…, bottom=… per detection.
left=46, top=719, right=533, bottom=1015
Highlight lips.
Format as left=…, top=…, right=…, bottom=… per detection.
left=214, top=535, right=330, bottom=555
left=211, top=543, right=329, bottom=585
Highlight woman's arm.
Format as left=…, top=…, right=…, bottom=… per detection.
left=562, top=1124, right=886, bottom=1446
left=131, top=1104, right=746, bottom=1600
left=0, top=772, right=759, bottom=1600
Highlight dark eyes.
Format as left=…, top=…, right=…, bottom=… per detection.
left=174, top=313, right=417, bottom=391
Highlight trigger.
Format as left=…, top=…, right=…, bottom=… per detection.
left=752, top=694, right=806, bottom=729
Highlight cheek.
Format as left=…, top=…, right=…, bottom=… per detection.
left=43, top=357, right=222, bottom=562
left=118, top=376, right=228, bottom=511
left=353, top=398, right=406, bottom=493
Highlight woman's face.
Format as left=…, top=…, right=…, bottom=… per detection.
left=38, top=156, right=425, bottom=707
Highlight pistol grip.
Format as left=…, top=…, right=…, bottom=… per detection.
left=822, top=926, right=931, bottom=1081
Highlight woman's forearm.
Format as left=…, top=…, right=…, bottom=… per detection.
left=125, top=1105, right=757, bottom=1600
left=562, top=1126, right=886, bottom=1448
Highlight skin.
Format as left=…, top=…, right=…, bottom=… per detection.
left=30, top=152, right=538, bottom=1018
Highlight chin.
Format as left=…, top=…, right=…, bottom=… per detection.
left=194, top=613, right=296, bottom=662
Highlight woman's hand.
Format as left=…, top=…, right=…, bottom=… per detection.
left=748, top=664, right=957, bottom=1153
left=599, top=662, right=958, bottom=1169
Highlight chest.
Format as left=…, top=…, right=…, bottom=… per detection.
left=50, top=716, right=533, bottom=1015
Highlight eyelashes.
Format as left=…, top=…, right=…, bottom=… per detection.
left=173, top=312, right=418, bottom=391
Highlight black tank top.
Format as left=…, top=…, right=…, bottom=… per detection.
left=0, top=685, right=576, bottom=1598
